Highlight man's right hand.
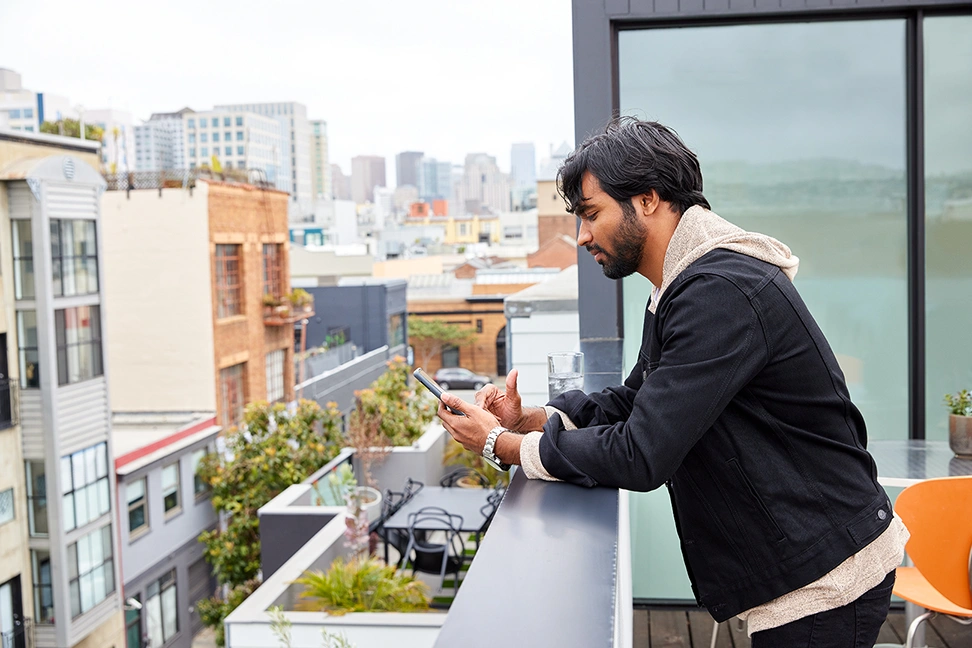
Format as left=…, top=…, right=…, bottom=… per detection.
left=475, top=369, right=548, bottom=432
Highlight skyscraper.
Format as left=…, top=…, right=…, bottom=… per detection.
left=135, top=108, right=190, bottom=172
left=330, top=164, right=351, bottom=200
left=350, top=155, right=386, bottom=204
left=214, top=101, right=311, bottom=211
left=310, top=120, right=331, bottom=200
left=457, top=153, right=511, bottom=214
left=511, top=142, right=536, bottom=189
left=417, top=156, right=453, bottom=203
left=395, top=151, right=423, bottom=188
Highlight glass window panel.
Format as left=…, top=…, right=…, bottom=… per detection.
left=103, top=525, right=112, bottom=558
left=90, top=528, right=104, bottom=565
left=98, top=479, right=109, bottom=516
left=87, top=483, right=99, bottom=521
left=127, top=479, right=144, bottom=503
left=92, top=564, right=106, bottom=605
left=72, top=452, right=85, bottom=490
left=162, top=583, right=177, bottom=640
left=84, top=448, right=96, bottom=486
left=96, top=443, right=108, bottom=478
left=618, top=19, right=908, bottom=441
left=68, top=542, right=79, bottom=579
left=60, top=457, right=72, bottom=494
left=80, top=572, right=93, bottom=613
left=77, top=534, right=91, bottom=573
left=75, top=486, right=89, bottom=527
left=104, top=560, right=114, bottom=594
left=924, top=16, right=972, bottom=440
left=70, top=580, right=80, bottom=618
left=146, top=593, right=162, bottom=648
left=63, top=492, right=75, bottom=530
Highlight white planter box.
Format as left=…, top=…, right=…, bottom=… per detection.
left=350, top=422, right=450, bottom=494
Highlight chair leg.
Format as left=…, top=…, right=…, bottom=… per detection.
left=905, top=611, right=935, bottom=648
left=710, top=620, right=719, bottom=648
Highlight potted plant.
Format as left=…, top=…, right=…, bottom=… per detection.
left=944, top=389, right=972, bottom=457
left=293, top=555, right=429, bottom=615
left=262, top=293, right=281, bottom=317
left=288, top=288, right=315, bottom=314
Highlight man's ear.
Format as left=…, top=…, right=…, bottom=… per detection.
left=638, top=189, right=660, bottom=217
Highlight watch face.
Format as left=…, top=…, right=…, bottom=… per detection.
left=482, top=454, right=503, bottom=471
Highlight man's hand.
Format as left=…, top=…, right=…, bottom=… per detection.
left=437, top=392, right=500, bottom=455
left=475, top=369, right=547, bottom=432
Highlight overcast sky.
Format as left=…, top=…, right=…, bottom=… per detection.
left=0, top=0, right=575, bottom=183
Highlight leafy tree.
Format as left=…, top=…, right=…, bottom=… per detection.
left=39, top=119, right=104, bottom=141
left=408, top=318, right=476, bottom=369
left=195, top=399, right=344, bottom=645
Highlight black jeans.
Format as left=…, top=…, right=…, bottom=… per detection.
left=751, top=570, right=895, bottom=648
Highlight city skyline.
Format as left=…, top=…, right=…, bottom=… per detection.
left=0, top=0, right=574, bottom=184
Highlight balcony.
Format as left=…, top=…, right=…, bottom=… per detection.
left=0, top=616, right=34, bottom=648
left=0, top=378, right=20, bottom=431
left=264, top=304, right=315, bottom=326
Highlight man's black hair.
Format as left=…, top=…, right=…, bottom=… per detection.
left=557, top=116, right=710, bottom=216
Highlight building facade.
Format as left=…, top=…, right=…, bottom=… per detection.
left=309, top=120, right=330, bottom=200
left=0, top=135, right=125, bottom=648
left=510, top=142, right=536, bottom=211
left=570, top=0, right=972, bottom=603
left=134, top=109, right=190, bottom=172
left=350, top=155, right=386, bottom=204
left=456, top=153, right=511, bottom=215
left=113, top=413, right=220, bottom=648
left=84, top=109, right=136, bottom=175
left=215, top=102, right=311, bottom=212
left=102, top=179, right=296, bottom=430
left=0, top=68, right=76, bottom=134
left=183, top=111, right=286, bottom=192
left=417, top=156, right=453, bottom=203
left=329, top=164, right=350, bottom=200
left=395, top=151, right=423, bottom=189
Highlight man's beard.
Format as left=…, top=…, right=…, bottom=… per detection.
left=588, top=201, right=647, bottom=280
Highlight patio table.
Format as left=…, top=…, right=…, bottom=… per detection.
left=383, top=486, right=495, bottom=533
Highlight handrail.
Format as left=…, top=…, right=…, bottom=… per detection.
left=434, top=469, right=627, bottom=648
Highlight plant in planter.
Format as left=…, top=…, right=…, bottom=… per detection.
left=262, top=293, right=281, bottom=317
left=288, top=288, right=315, bottom=314
left=944, top=389, right=972, bottom=457
left=293, top=556, right=429, bottom=615
left=312, top=464, right=382, bottom=558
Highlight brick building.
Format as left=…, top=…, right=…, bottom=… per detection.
left=103, top=177, right=295, bottom=429
left=528, top=234, right=577, bottom=270
left=537, top=178, right=575, bottom=245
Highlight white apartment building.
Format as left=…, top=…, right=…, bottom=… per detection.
left=215, top=102, right=311, bottom=212
left=310, top=120, right=331, bottom=200
left=184, top=111, right=287, bottom=193
left=0, top=68, right=76, bottom=134
left=85, top=109, right=135, bottom=175
left=134, top=109, right=190, bottom=172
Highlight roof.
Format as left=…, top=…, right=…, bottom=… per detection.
left=474, top=267, right=562, bottom=284
left=113, top=411, right=220, bottom=476
left=505, top=265, right=579, bottom=317
left=336, top=276, right=407, bottom=288
left=407, top=273, right=474, bottom=300
left=0, top=153, right=106, bottom=187
left=0, top=128, right=102, bottom=154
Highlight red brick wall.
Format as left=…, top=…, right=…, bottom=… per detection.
left=207, top=182, right=295, bottom=425
left=408, top=300, right=508, bottom=378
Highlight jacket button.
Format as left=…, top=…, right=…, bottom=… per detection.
left=877, top=509, right=887, bottom=520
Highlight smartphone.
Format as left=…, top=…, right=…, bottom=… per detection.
left=413, top=368, right=465, bottom=416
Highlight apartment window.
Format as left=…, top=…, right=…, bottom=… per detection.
left=236, top=131, right=243, bottom=141
left=68, top=525, right=115, bottom=617
left=266, top=350, right=284, bottom=402
left=223, top=116, right=231, bottom=127
left=0, top=487, right=13, bottom=527
left=262, top=244, right=283, bottom=297
left=225, top=146, right=232, bottom=156
left=211, top=117, right=218, bottom=127
left=459, top=223, right=468, bottom=236
left=189, top=148, right=196, bottom=158
left=187, top=118, right=195, bottom=128
left=235, top=116, right=243, bottom=126
left=24, top=107, right=33, bottom=119
left=51, top=219, right=99, bottom=296
left=220, top=363, right=246, bottom=428
left=388, top=313, right=405, bottom=348
left=188, top=133, right=195, bottom=144
left=200, top=132, right=208, bottom=143
left=190, top=448, right=209, bottom=497
left=146, top=569, right=178, bottom=647
left=212, top=132, right=219, bottom=143
left=9, top=109, right=21, bottom=119
left=55, top=306, right=104, bottom=385
left=201, top=147, right=208, bottom=157
left=127, top=478, right=148, bottom=536
left=61, top=442, right=109, bottom=532
left=17, top=311, right=39, bottom=389
left=25, top=460, right=48, bottom=536
left=24, top=125, right=33, bottom=132
left=125, top=594, right=141, bottom=648
left=12, top=219, right=35, bottom=300
left=237, top=146, right=245, bottom=155
left=162, top=463, right=180, bottom=517
left=215, top=244, right=242, bottom=318
left=224, top=131, right=231, bottom=142
left=32, top=550, right=54, bottom=623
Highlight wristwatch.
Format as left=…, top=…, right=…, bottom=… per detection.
left=482, top=426, right=512, bottom=471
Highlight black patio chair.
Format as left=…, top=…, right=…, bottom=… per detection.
left=439, top=466, right=491, bottom=488
left=398, top=506, right=465, bottom=597
left=403, top=477, right=424, bottom=500
left=472, top=484, right=506, bottom=550
left=374, top=488, right=407, bottom=563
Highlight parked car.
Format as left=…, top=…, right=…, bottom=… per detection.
left=433, top=367, right=491, bottom=391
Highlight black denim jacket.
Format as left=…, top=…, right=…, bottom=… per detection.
left=540, top=249, right=892, bottom=621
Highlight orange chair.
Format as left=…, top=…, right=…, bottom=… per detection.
left=892, top=475, right=972, bottom=647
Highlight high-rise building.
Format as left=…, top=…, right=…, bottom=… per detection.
left=330, top=164, right=351, bottom=200
left=214, top=102, right=311, bottom=211
left=1, top=132, right=126, bottom=648
left=457, top=153, right=512, bottom=215
left=184, top=110, right=286, bottom=192
left=351, top=155, right=386, bottom=204
left=134, top=108, right=191, bottom=172
left=85, top=109, right=136, bottom=175
left=309, top=120, right=330, bottom=200
left=511, top=143, right=536, bottom=189
left=0, top=68, right=76, bottom=134
left=395, top=151, right=423, bottom=188
left=417, top=156, right=453, bottom=203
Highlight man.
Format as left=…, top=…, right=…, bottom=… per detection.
left=437, top=117, right=908, bottom=647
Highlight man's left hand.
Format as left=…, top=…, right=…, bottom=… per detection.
left=438, top=392, right=500, bottom=454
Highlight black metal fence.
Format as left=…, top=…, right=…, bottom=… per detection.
left=0, top=378, right=20, bottom=431
left=0, top=616, right=33, bottom=648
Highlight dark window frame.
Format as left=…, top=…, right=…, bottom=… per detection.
left=215, top=244, right=242, bottom=318
left=55, top=305, right=104, bottom=386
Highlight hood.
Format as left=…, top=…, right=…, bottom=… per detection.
left=649, top=205, right=799, bottom=314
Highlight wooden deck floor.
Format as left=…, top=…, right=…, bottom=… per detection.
left=633, top=608, right=971, bottom=647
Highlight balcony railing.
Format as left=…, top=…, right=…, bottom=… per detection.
left=0, top=378, right=20, bottom=431
left=1, top=616, right=34, bottom=648
left=264, top=305, right=315, bottom=326
left=104, top=168, right=275, bottom=192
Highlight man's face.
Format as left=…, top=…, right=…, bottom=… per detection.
left=575, top=172, right=648, bottom=280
